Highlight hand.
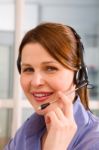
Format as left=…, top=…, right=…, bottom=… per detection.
left=43, top=91, right=77, bottom=150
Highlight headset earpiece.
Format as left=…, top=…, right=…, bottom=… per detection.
left=75, top=66, right=88, bottom=86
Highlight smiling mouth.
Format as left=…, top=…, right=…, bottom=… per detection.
left=31, top=92, right=53, bottom=102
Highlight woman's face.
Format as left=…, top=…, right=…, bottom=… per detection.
left=20, top=43, right=75, bottom=115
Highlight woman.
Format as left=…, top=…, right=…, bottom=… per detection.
left=5, top=22, right=99, bottom=150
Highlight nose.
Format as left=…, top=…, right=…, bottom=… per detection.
left=31, top=72, right=45, bottom=87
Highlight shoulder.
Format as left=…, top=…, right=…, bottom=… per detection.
left=77, top=137, right=99, bottom=150
left=83, top=111, right=99, bottom=140
left=4, top=113, right=36, bottom=150
left=75, top=112, right=99, bottom=150
left=75, top=139, right=99, bottom=150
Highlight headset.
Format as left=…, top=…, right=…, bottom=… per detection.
left=67, top=26, right=93, bottom=89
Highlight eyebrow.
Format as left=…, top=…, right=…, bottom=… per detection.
left=21, top=63, right=31, bottom=67
left=42, top=61, right=58, bottom=64
left=21, top=61, right=58, bottom=67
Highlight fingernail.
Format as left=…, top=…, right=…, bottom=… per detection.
left=45, top=116, right=50, bottom=124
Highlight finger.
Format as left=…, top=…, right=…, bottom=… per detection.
left=54, top=107, right=66, bottom=121
left=57, top=91, right=74, bottom=120
left=45, top=111, right=59, bottom=125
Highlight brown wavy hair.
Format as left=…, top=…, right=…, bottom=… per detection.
left=17, top=22, right=89, bottom=110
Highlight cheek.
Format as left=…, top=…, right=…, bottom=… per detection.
left=50, top=79, right=68, bottom=91
left=20, top=76, right=30, bottom=92
left=49, top=74, right=74, bottom=91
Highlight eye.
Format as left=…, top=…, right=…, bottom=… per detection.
left=45, top=66, right=58, bottom=72
left=22, top=67, right=34, bottom=73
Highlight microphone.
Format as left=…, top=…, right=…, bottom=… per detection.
left=38, top=81, right=88, bottom=110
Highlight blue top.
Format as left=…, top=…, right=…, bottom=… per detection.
left=4, top=97, right=99, bottom=150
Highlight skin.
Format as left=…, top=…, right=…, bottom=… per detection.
left=20, top=43, right=77, bottom=150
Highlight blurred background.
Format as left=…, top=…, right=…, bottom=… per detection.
left=0, top=0, right=99, bottom=149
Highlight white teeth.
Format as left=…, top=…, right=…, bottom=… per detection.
left=33, top=93, right=51, bottom=97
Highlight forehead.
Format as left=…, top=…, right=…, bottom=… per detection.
left=21, top=43, right=58, bottom=64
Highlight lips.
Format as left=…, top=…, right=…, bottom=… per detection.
left=31, top=91, right=53, bottom=103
